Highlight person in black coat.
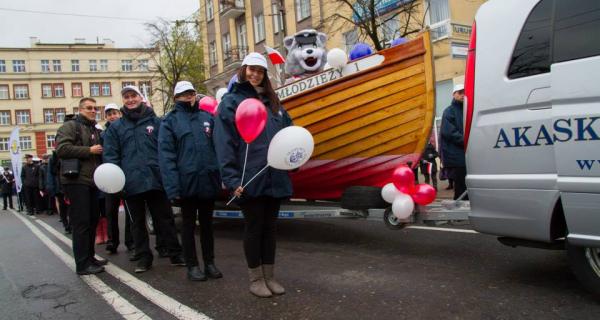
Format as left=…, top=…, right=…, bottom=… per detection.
left=213, top=52, right=292, bottom=298
left=47, top=151, right=70, bottom=233
left=1, top=168, right=14, bottom=210
left=441, top=84, right=468, bottom=200
left=419, top=141, right=439, bottom=190
left=159, top=81, right=223, bottom=281
left=21, top=154, right=40, bottom=215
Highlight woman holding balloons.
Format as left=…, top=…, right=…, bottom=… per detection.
left=213, top=52, right=292, bottom=298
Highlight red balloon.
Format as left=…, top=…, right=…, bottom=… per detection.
left=199, top=96, right=218, bottom=115
left=411, top=184, right=437, bottom=205
left=392, top=165, right=415, bottom=194
left=235, top=98, right=267, bottom=143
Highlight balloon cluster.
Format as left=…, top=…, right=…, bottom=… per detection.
left=381, top=165, right=437, bottom=219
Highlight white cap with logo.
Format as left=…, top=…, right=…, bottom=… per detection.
left=121, top=85, right=142, bottom=96
left=453, top=84, right=465, bottom=93
left=242, top=52, right=268, bottom=69
left=174, top=81, right=196, bottom=96
left=104, top=103, right=120, bottom=113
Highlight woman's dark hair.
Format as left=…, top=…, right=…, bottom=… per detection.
left=237, top=65, right=281, bottom=112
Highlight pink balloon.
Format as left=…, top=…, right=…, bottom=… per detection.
left=235, top=98, right=267, bottom=143
left=411, top=184, right=437, bottom=205
left=392, top=165, right=415, bottom=194
left=199, top=96, right=218, bottom=115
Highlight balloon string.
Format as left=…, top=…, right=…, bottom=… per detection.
left=226, top=164, right=269, bottom=206
left=240, top=143, right=248, bottom=186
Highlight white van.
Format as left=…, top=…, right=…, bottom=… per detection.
left=464, top=0, right=600, bottom=295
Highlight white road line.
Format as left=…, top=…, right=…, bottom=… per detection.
left=31, top=214, right=212, bottom=320
left=10, top=210, right=151, bottom=320
left=406, top=226, right=479, bottom=234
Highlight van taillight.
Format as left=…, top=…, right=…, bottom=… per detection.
left=464, top=21, right=476, bottom=150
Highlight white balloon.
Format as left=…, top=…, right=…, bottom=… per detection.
left=267, top=126, right=314, bottom=170
left=391, top=193, right=414, bottom=219
left=94, top=163, right=126, bottom=194
left=381, top=183, right=401, bottom=204
left=215, top=87, right=228, bottom=103
left=327, top=48, right=348, bottom=68
left=323, top=63, right=332, bottom=70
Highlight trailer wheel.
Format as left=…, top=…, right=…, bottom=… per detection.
left=341, top=186, right=387, bottom=210
left=567, top=242, right=600, bottom=296
left=383, top=208, right=408, bottom=230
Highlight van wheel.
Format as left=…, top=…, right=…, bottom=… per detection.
left=341, top=186, right=387, bottom=210
left=383, top=207, right=408, bottom=230
left=567, top=243, right=600, bottom=296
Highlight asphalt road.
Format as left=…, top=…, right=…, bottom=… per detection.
left=1, top=206, right=598, bottom=320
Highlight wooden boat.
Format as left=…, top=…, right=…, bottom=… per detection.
left=276, top=31, right=436, bottom=200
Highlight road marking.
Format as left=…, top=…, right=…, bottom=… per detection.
left=406, top=226, right=479, bottom=234
left=31, top=214, right=212, bottom=320
left=9, top=210, right=151, bottom=320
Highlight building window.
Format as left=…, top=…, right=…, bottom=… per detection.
left=254, top=13, right=265, bottom=43
left=89, top=59, right=97, bottom=72
left=0, top=137, right=8, bottom=151
left=0, top=60, right=5, bottom=73
left=13, top=60, right=26, bottom=72
left=95, top=107, right=104, bottom=121
left=41, top=59, right=50, bottom=72
left=0, top=85, right=9, bottom=100
left=19, top=136, right=32, bottom=150
left=46, top=135, right=56, bottom=149
left=138, top=59, right=149, bottom=71
left=101, top=82, right=111, bottom=96
left=90, top=83, right=100, bottom=96
left=14, top=85, right=29, bottom=99
left=428, top=0, right=450, bottom=40
left=382, top=18, right=400, bottom=45
left=0, top=111, right=10, bottom=125
left=42, top=84, right=53, bottom=98
left=272, top=4, right=284, bottom=34
left=55, top=108, right=66, bottom=123
left=206, top=0, right=214, bottom=20
left=237, top=22, right=248, bottom=57
left=121, top=60, right=133, bottom=72
left=71, top=59, right=80, bottom=72
left=209, top=41, right=217, bottom=66
left=44, top=109, right=55, bottom=123
left=72, top=83, right=83, bottom=97
left=223, top=33, right=232, bottom=60
left=122, top=81, right=135, bottom=88
left=100, top=59, right=108, bottom=71
left=344, top=30, right=358, bottom=53
left=296, top=0, right=311, bottom=22
left=16, top=110, right=30, bottom=125
left=53, top=83, right=64, bottom=97
left=139, top=81, right=152, bottom=96
left=52, top=59, right=62, bottom=72
left=73, top=107, right=79, bottom=114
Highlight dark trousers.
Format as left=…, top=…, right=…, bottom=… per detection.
left=18, top=191, right=25, bottom=211
left=105, top=193, right=133, bottom=250
left=240, top=196, right=280, bottom=268
left=180, top=197, right=215, bottom=267
left=23, top=186, right=39, bottom=213
left=2, top=192, right=13, bottom=209
left=64, top=184, right=100, bottom=272
left=452, top=167, right=468, bottom=200
left=424, top=171, right=438, bottom=189
left=125, top=190, right=181, bottom=264
left=56, top=193, right=70, bottom=230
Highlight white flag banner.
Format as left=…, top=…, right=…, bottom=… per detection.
left=9, top=127, right=22, bottom=192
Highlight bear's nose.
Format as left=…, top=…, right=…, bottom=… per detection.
left=306, top=49, right=313, bottom=54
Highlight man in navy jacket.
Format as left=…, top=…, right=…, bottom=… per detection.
left=441, top=84, right=468, bottom=200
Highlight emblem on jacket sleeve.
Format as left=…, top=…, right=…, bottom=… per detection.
left=146, top=125, right=155, bottom=134
left=203, top=122, right=212, bottom=137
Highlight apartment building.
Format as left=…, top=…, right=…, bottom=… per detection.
left=0, top=38, right=160, bottom=165
left=199, top=0, right=484, bottom=116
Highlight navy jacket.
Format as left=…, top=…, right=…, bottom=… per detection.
left=213, top=81, right=293, bottom=200
left=440, top=99, right=465, bottom=167
left=158, top=101, right=221, bottom=200
left=103, top=105, right=164, bottom=196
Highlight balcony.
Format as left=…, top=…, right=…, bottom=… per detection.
left=219, top=0, right=245, bottom=20
left=223, top=46, right=248, bottom=70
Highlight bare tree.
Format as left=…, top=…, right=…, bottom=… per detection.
left=322, top=0, right=428, bottom=51
left=145, top=19, right=206, bottom=113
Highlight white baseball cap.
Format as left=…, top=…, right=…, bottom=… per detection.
left=104, top=103, right=120, bottom=113
left=174, top=81, right=196, bottom=96
left=453, top=84, right=465, bottom=93
left=242, top=52, right=268, bottom=69
left=121, top=85, right=142, bottom=96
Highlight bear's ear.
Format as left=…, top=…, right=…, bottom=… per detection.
left=284, top=36, right=295, bottom=51
left=317, top=33, right=328, bottom=46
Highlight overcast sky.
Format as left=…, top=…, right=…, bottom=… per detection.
left=0, top=0, right=199, bottom=48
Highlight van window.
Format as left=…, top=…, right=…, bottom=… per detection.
left=553, top=0, right=600, bottom=63
left=507, top=0, right=553, bottom=79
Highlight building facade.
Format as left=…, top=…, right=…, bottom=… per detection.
left=199, top=0, right=484, bottom=116
left=0, top=38, right=160, bottom=166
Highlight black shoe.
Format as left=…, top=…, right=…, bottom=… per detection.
left=126, top=245, right=134, bottom=252
left=204, top=262, right=223, bottom=279
left=106, top=246, right=117, bottom=254
left=92, top=257, right=108, bottom=266
left=170, top=255, right=186, bottom=266
left=77, top=264, right=105, bottom=275
left=157, top=248, right=170, bottom=258
left=187, top=266, right=207, bottom=281
left=129, top=253, right=141, bottom=262
left=64, top=228, right=72, bottom=235
left=135, top=261, right=152, bottom=273
left=2, top=207, right=6, bottom=210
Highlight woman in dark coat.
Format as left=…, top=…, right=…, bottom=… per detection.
left=213, top=52, right=292, bottom=298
